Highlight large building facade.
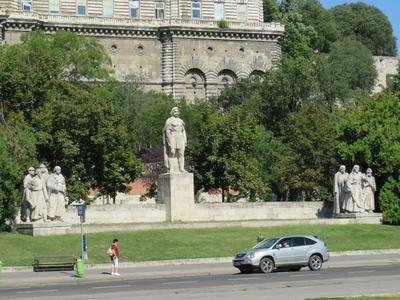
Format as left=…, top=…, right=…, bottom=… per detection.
left=0, top=0, right=285, bottom=100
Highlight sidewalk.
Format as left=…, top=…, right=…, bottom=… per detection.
left=1, top=249, right=399, bottom=288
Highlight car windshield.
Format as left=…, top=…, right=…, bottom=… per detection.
left=253, top=238, right=279, bottom=249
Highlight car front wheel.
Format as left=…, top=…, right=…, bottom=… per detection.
left=259, top=257, right=274, bottom=273
left=308, top=254, right=322, bottom=271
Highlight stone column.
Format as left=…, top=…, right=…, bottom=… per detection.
left=160, top=30, right=175, bottom=97
left=158, top=173, right=195, bottom=222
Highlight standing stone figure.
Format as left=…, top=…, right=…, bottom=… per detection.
left=28, top=169, right=48, bottom=222
left=362, top=168, right=376, bottom=212
left=163, top=107, right=187, bottom=173
left=344, top=165, right=364, bottom=213
left=20, top=167, right=35, bottom=222
left=47, top=166, right=67, bottom=221
left=39, top=163, right=50, bottom=198
left=333, top=165, right=349, bottom=215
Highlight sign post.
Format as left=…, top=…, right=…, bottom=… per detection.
left=77, top=204, right=88, bottom=260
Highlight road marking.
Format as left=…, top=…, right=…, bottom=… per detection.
left=227, top=277, right=262, bottom=281
left=92, top=284, right=132, bottom=289
left=290, top=273, right=321, bottom=277
left=348, top=270, right=375, bottom=274
left=17, top=289, right=58, bottom=294
left=162, top=281, right=198, bottom=285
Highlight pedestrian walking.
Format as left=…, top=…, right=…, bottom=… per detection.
left=110, top=238, right=120, bottom=276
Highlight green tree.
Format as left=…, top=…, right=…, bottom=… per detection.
left=263, top=0, right=281, bottom=22
left=379, top=175, right=400, bottom=224
left=331, top=3, right=397, bottom=56
left=188, top=106, right=266, bottom=201
left=277, top=103, right=337, bottom=201
left=294, top=0, right=338, bottom=53
left=335, top=91, right=400, bottom=217
left=0, top=30, right=111, bottom=123
left=258, top=55, right=319, bottom=133
left=317, top=38, right=377, bottom=104
left=32, top=86, right=143, bottom=203
left=0, top=113, right=37, bottom=229
left=212, top=77, right=263, bottom=111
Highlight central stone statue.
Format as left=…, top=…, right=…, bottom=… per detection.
left=163, top=107, right=187, bottom=173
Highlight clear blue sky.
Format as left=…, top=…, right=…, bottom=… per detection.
left=320, top=0, right=400, bottom=56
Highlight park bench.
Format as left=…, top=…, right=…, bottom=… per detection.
left=33, top=254, right=76, bottom=272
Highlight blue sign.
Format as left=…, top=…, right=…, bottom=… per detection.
left=77, top=204, right=86, bottom=222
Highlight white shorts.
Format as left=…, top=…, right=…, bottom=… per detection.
left=112, top=256, right=119, bottom=268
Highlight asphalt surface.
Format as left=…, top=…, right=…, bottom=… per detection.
left=1, top=259, right=400, bottom=300
left=1, top=249, right=400, bottom=289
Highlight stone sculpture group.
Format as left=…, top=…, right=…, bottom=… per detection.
left=333, top=165, right=376, bottom=215
left=20, top=164, right=67, bottom=223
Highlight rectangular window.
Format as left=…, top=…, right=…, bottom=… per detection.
left=49, top=0, right=60, bottom=14
left=103, top=0, right=114, bottom=16
left=237, top=3, right=246, bottom=21
left=214, top=2, right=224, bottom=20
left=22, top=0, right=32, bottom=11
left=155, top=1, right=164, bottom=19
left=130, top=0, right=139, bottom=18
left=77, top=0, right=86, bottom=15
left=192, top=0, right=201, bottom=19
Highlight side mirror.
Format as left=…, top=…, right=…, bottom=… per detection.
left=275, top=243, right=282, bottom=249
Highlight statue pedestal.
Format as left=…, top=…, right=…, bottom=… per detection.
left=335, top=212, right=383, bottom=224
left=15, top=222, right=73, bottom=236
left=158, top=172, right=195, bottom=222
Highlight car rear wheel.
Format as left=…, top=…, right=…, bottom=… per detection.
left=308, top=254, right=322, bottom=271
left=259, top=257, right=274, bottom=273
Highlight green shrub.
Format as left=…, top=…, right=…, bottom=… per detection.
left=379, top=176, right=400, bottom=225
left=217, top=19, right=229, bottom=29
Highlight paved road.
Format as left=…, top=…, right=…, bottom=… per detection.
left=1, top=252, right=400, bottom=299
left=1, top=264, right=400, bottom=300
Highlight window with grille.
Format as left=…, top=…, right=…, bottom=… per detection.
left=130, top=0, right=139, bottom=18
left=22, top=0, right=32, bottom=11
left=103, top=0, right=114, bottom=16
left=49, top=0, right=60, bottom=14
left=192, top=0, right=201, bottom=19
left=214, top=2, right=224, bottom=20
left=237, top=3, right=247, bottom=21
left=77, top=0, right=86, bottom=15
left=155, top=1, right=165, bottom=19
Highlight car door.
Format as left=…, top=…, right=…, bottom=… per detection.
left=273, top=238, right=294, bottom=266
left=291, top=237, right=310, bottom=264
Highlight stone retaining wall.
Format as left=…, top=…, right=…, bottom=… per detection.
left=63, top=201, right=329, bottom=225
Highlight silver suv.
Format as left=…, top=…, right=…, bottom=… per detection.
left=233, top=235, right=329, bottom=273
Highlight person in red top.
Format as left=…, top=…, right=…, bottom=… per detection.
left=111, top=238, right=120, bottom=276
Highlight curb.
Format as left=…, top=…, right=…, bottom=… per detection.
left=3, top=249, right=400, bottom=273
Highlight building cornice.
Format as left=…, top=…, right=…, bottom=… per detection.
left=2, top=12, right=285, bottom=40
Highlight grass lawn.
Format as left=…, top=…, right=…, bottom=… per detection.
left=0, top=224, right=399, bottom=267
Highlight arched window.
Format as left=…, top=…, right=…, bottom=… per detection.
left=192, top=0, right=201, bottom=19
left=184, top=69, right=207, bottom=102
left=217, top=69, right=237, bottom=90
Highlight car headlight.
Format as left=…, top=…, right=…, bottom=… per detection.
left=246, top=251, right=256, bottom=259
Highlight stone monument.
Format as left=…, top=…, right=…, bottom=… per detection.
left=334, top=164, right=382, bottom=223
left=158, top=107, right=195, bottom=221
left=16, top=164, right=71, bottom=235
left=333, top=165, right=349, bottom=215
left=47, top=166, right=67, bottom=222
left=362, top=168, right=376, bottom=213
